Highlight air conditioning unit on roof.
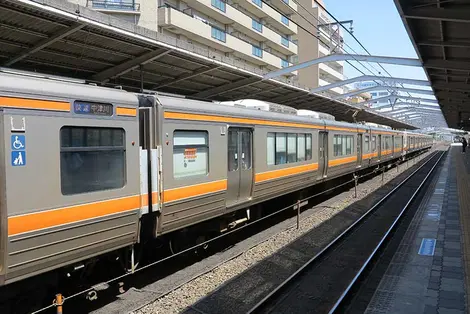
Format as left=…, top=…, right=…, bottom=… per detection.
left=221, top=99, right=298, bottom=115
left=297, top=109, right=335, bottom=121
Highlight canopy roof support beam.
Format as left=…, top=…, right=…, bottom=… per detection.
left=310, top=75, right=430, bottom=94
left=91, top=49, right=172, bottom=83
left=263, top=53, right=421, bottom=80
left=355, top=95, right=438, bottom=107
left=333, top=85, right=434, bottom=99
left=4, top=23, right=85, bottom=67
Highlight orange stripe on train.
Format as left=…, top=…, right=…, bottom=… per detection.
left=255, top=163, right=319, bottom=183
left=163, top=180, right=227, bottom=203
left=8, top=195, right=140, bottom=236
left=328, top=156, right=357, bottom=167
left=116, top=107, right=137, bottom=117
left=0, top=96, right=70, bottom=112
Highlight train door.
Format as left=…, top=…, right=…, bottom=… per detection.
left=0, top=113, right=4, bottom=279
left=227, top=128, right=253, bottom=208
left=357, top=134, right=362, bottom=167
left=378, top=135, right=382, bottom=159
left=317, top=131, right=328, bottom=179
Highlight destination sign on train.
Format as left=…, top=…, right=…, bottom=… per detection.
left=74, top=101, right=113, bottom=116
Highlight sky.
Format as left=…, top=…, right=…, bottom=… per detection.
left=322, top=0, right=429, bottom=82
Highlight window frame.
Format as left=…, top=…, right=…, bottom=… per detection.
left=281, top=15, right=289, bottom=25
left=211, top=0, right=226, bottom=12
left=252, top=45, right=263, bottom=57
left=173, top=130, right=210, bottom=179
left=60, top=126, right=127, bottom=195
left=252, top=19, right=263, bottom=32
left=211, top=26, right=226, bottom=42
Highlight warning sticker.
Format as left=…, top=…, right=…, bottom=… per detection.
left=184, top=148, right=197, bottom=162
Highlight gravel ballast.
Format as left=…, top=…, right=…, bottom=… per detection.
left=129, top=151, right=435, bottom=314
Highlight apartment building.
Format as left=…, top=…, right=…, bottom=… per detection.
left=75, top=0, right=345, bottom=90
left=293, top=0, right=345, bottom=94
left=78, top=0, right=298, bottom=77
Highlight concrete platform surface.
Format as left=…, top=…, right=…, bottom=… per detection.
left=365, top=147, right=469, bottom=314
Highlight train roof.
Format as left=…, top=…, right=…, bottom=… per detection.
left=156, top=95, right=406, bottom=133
left=0, top=71, right=138, bottom=107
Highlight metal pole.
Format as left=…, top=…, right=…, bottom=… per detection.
left=297, top=200, right=300, bottom=230
left=397, top=162, right=399, bottom=173
left=55, top=294, right=63, bottom=314
left=140, top=64, right=144, bottom=93
left=382, top=167, right=385, bottom=185
left=354, top=174, right=358, bottom=198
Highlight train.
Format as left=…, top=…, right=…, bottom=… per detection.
left=0, top=70, right=433, bottom=289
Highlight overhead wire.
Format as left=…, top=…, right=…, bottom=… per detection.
left=258, top=0, right=405, bottom=117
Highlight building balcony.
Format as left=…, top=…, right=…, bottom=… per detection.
left=269, top=0, right=297, bottom=15
left=319, top=63, right=343, bottom=81
left=87, top=0, right=140, bottom=13
left=231, top=0, right=297, bottom=35
left=184, top=0, right=297, bottom=55
left=158, top=6, right=297, bottom=74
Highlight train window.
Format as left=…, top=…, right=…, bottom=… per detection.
left=364, top=136, right=370, bottom=153
left=173, top=130, right=209, bottom=178
left=372, top=136, right=376, bottom=151
left=306, top=134, right=312, bottom=160
left=345, top=136, right=353, bottom=155
left=267, top=133, right=275, bottom=165
left=297, top=134, right=306, bottom=161
left=333, top=135, right=354, bottom=157
left=241, top=130, right=252, bottom=170
left=228, top=130, right=239, bottom=171
left=60, top=127, right=126, bottom=195
left=275, top=133, right=287, bottom=165
left=287, top=134, right=297, bottom=163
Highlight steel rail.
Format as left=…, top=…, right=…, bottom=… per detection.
left=328, top=150, right=446, bottom=313
left=247, top=150, right=443, bottom=314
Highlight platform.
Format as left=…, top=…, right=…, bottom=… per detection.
left=365, top=146, right=470, bottom=314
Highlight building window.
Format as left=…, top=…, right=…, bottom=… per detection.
left=281, top=59, right=289, bottom=68
left=252, top=19, right=263, bottom=32
left=211, top=26, right=226, bottom=42
left=379, top=92, right=388, bottom=96
left=281, top=15, right=289, bottom=25
left=173, top=130, right=209, bottom=178
left=370, top=92, right=377, bottom=96
left=252, top=45, right=263, bottom=57
left=92, top=0, right=138, bottom=11
left=211, top=0, right=226, bottom=12
left=252, top=0, right=262, bottom=7
left=281, top=36, right=289, bottom=47
left=60, top=127, right=126, bottom=195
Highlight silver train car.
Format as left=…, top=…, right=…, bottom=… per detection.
left=0, top=71, right=433, bottom=287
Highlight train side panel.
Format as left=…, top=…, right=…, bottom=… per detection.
left=0, top=112, right=5, bottom=286
left=1, top=79, right=141, bottom=285
left=160, top=118, right=227, bottom=234
left=252, top=127, right=320, bottom=204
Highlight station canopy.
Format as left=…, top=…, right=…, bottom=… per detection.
left=0, top=0, right=417, bottom=129
left=395, top=0, right=470, bottom=130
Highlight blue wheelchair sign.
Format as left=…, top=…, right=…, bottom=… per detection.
left=11, top=135, right=26, bottom=151
left=11, top=151, right=26, bottom=167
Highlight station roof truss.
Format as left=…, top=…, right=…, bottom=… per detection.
left=395, top=0, right=470, bottom=130
left=0, top=0, right=417, bottom=129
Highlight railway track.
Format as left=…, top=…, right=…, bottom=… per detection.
left=246, top=150, right=446, bottom=314
left=19, top=150, right=434, bottom=314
